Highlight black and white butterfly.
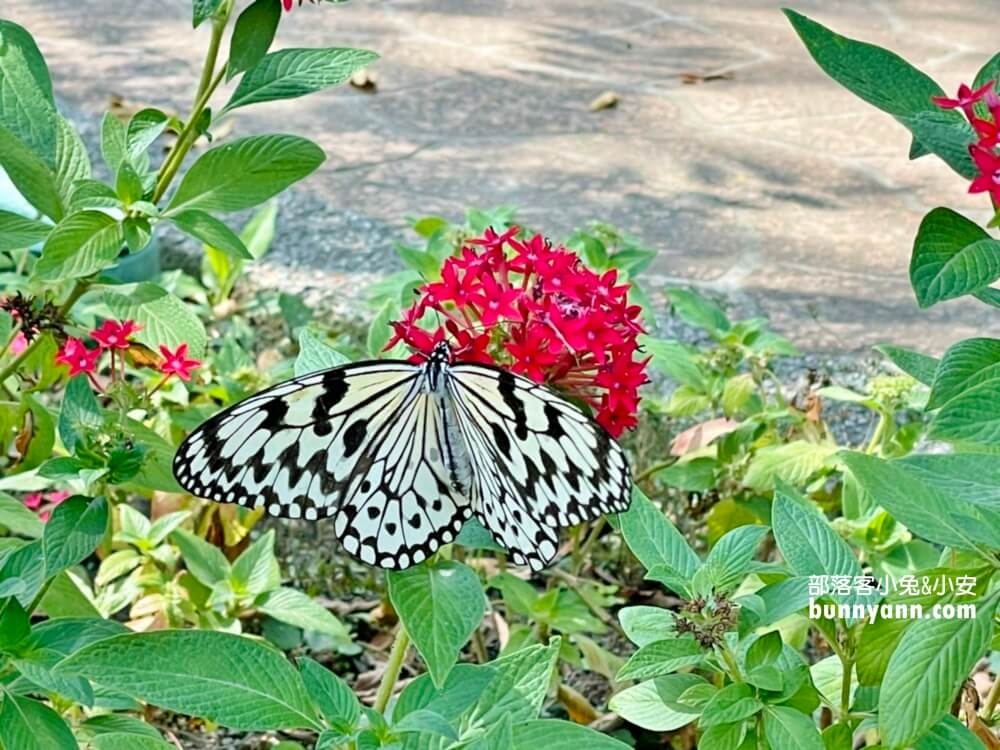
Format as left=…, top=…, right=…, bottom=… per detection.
left=172, top=341, right=631, bottom=570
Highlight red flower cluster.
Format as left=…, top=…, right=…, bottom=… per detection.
left=387, top=228, right=649, bottom=436
left=54, top=319, right=201, bottom=391
left=932, top=80, right=1000, bottom=204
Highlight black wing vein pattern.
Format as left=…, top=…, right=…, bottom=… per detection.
left=446, top=363, right=631, bottom=570
left=172, top=361, right=471, bottom=569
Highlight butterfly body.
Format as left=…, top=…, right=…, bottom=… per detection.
left=173, top=342, right=631, bottom=570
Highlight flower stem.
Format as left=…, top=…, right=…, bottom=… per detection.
left=151, top=4, right=231, bottom=205
left=718, top=640, right=743, bottom=683
left=982, top=671, right=1000, bottom=720
left=373, top=625, right=411, bottom=715
left=634, top=457, right=678, bottom=484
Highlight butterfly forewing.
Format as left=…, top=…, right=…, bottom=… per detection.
left=446, top=364, right=631, bottom=570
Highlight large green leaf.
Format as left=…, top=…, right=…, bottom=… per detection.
left=103, top=282, right=207, bottom=359
left=615, top=637, right=703, bottom=681
left=842, top=451, right=999, bottom=550
left=617, top=487, right=700, bottom=579
left=0, top=125, right=63, bottom=220
left=0, top=20, right=57, bottom=165
left=702, top=524, right=769, bottom=593
left=743, top=441, right=835, bottom=492
left=54, top=116, right=91, bottom=201
left=227, top=0, right=282, bottom=80
left=0, top=694, right=76, bottom=750
left=639, top=336, right=704, bottom=389
left=33, top=210, right=123, bottom=281
left=192, top=0, right=224, bottom=27
left=230, top=528, right=280, bottom=596
left=915, top=715, right=988, bottom=750
left=0, top=209, right=50, bottom=252
left=910, top=208, right=1000, bottom=307
left=771, top=483, right=861, bottom=606
left=874, top=344, right=938, bottom=385
left=171, top=528, right=230, bottom=585
left=929, top=375, right=1000, bottom=446
left=387, top=560, right=485, bottom=688
left=56, top=630, right=322, bottom=731
left=762, top=705, right=823, bottom=750
left=927, top=337, right=1000, bottom=409
left=223, top=47, right=379, bottom=112
left=258, top=587, right=356, bottom=652
left=608, top=674, right=702, bottom=731
left=298, top=656, right=360, bottom=729
left=879, top=593, right=998, bottom=748
left=465, top=640, right=559, bottom=728
left=42, top=496, right=108, bottom=578
left=164, top=134, right=324, bottom=214
left=170, top=210, right=252, bottom=259
left=784, top=11, right=972, bottom=177
left=900, top=453, right=1000, bottom=510
left=510, top=720, right=631, bottom=750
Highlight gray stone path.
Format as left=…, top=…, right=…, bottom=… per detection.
left=5, top=0, right=997, bottom=353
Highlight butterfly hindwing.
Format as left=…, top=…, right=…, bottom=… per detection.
left=446, top=364, right=631, bottom=570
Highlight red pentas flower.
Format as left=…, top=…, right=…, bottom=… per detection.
left=91, top=319, right=141, bottom=350
left=386, top=228, right=650, bottom=436
left=968, top=145, right=1000, bottom=203
left=932, top=81, right=994, bottom=118
left=55, top=338, right=101, bottom=377
left=158, top=344, right=201, bottom=382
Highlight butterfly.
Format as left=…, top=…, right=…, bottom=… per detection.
left=172, top=341, right=632, bottom=570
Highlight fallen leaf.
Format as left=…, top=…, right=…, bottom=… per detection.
left=679, top=71, right=734, bottom=85
left=557, top=682, right=599, bottom=724
left=670, top=417, right=740, bottom=456
left=589, top=91, right=619, bottom=111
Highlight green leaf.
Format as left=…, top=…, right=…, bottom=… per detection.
left=258, top=588, right=356, bottom=651
left=617, top=487, right=700, bottom=579
left=928, top=337, right=1000, bottom=409
left=900, top=110, right=976, bottom=178
left=81, top=713, right=164, bottom=740
left=56, top=630, right=322, bottom=731
left=394, top=708, right=458, bottom=740
left=0, top=694, right=77, bottom=750
left=393, top=664, right=495, bottom=725
left=100, top=111, right=128, bottom=174
left=666, top=287, right=730, bottom=334
left=298, top=656, right=360, bottom=729
left=366, top=299, right=396, bottom=359
left=166, top=134, right=324, bottom=214
left=743, top=441, right=835, bottom=493
left=615, top=637, right=703, bottom=681
left=224, top=47, right=379, bottom=112
left=0, top=209, right=49, bottom=252
left=914, top=715, right=987, bottom=750
left=510, top=720, right=631, bottom=750
left=171, top=209, right=252, bottom=259
left=703, top=524, right=769, bottom=593
left=103, top=282, right=207, bottom=359
left=126, top=108, right=169, bottom=161
left=618, top=605, right=673, bottom=647
left=899, top=453, right=1000, bottom=509
left=929, top=380, right=1000, bottom=446
left=874, top=344, right=938, bottom=385
left=700, top=683, right=763, bottom=728
left=240, top=200, right=278, bottom=260
left=295, top=328, right=351, bottom=376
left=115, top=161, right=144, bottom=205
left=608, top=675, right=701, bottom=731
left=91, top=735, right=174, bottom=750
left=910, top=208, right=1000, bottom=307
left=68, top=179, right=121, bottom=212
left=762, top=705, right=823, bottom=750
left=231, top=529, right=280, bottom=596
left=0, top=20, right=57, bottom=164
left=465, top=639, right=559, bottom=728
left=784, top=11, right=971, bottom=177
left=0, top=597, right=30, bottom=651
left=33, top=210, right=123, bottom=281
left=388, top=560, right=486, bottom=688
left=771, top=483, right=861, bottom=605
left=0, top=124, right=63, bottom=219
left=42, top=496, right=108, bottom=577
left=228, top=0, right=282, bottom=80
left=639, top=336, right=704, bottom=389
left=0, top=492, right=44, bottom=537
left=879, top=593, right=998, bottom=748
left=58, top=375, right=102, bottom=453
left=699, top=723, right=747, bottom=750
left=171, top=528, right=231, bottom=585
left=841, top=451, right=995, bottom=550
left=0, top=540, right=45, bottom=606
left=192, top=0, right=224, bottom=27
left=653, top=457, right=717, bottom=492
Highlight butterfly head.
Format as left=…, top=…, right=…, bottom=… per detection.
left=429, top=340, right=453, bottom=365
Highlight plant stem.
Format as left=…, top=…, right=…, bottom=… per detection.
left=373, top=625, right=411, bottom=715
left=0, top=336, right=41, bottom=385
left=634, top=457, right=678, bottom=484
left=864, top=410, right=889, bottom=455
left=982, top=671, right=1000, bottom=720
left=839, top=654, right=854, bottom=721
left=718, top=640, right=743, bottom=683
left=151, top=6, right=230, bottom=205
left=571, top=517, right=607, bottom=576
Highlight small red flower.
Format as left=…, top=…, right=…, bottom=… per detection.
left=55, top=338, right=101, bottom=377
left=282, top=0, right=293, bottom=9
left=969, top=144, right=1000, bottom=204
left=23, top=493, right=43, bottom=510
left=932, top=81, right=994, bottom=118
left=92, top=319, right=141, bottom=351
left=158, top=344, right=201, bottom=381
